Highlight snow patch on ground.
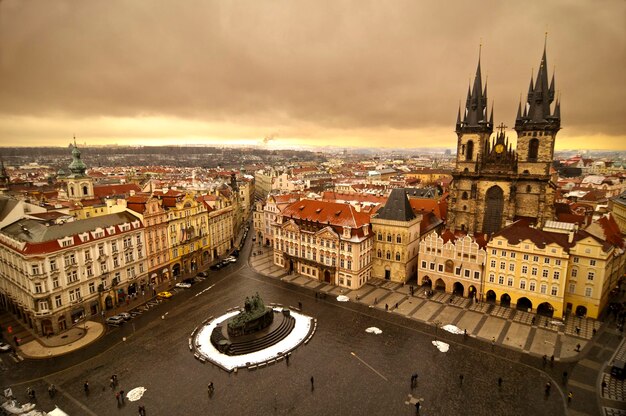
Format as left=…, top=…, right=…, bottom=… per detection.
left=365, top=327, right=382, bottom=335
left=127, top=387, right=146, bottom=402
left=432, top=340, right=449, bottom=352
left=336, top=295, right=350, bottom=302
left=442, top=324, right=464, bottom=335
left=196, top=308, right=313, bottom=371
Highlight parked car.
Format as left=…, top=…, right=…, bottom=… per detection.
left=183, top=277, right=196, bottom=285
left=210, top=263, right=224, bottom=271
left=157, top=291, right=173, bottom=299
left=225, top=256, right=237, bottom=263
left=0, top=342, right=12, bottom=352
left=611, top=360, right=626, bottom=380
left=175, top=282, right=192, bottom=289
left=105, top=316, right=125, bottom=326
left=197, top=271, right=209, bottom=278
left=118, top=312, right=132, bottom=321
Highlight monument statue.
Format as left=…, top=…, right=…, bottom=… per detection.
left=226, top=292, right=274, bottom=337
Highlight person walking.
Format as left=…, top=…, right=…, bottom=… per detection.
left=545, top=382, right=551, bottom=395
left=120, top=390, right=125, bottom=404
left=459, top=374, right=464, bottom=386
left=48, top=384, right=56, bottom=398
left=567, top=391, right=573, bottom=404
left=138, top=405, right=146, bottom=416
left=84, top=380, right=90, bottom=395
left=497, top=377, right=503, bottom=387
left=310, top=376, right=315, bottom=391
left=562, top=371, right=568, bottom=384
left=207, top=382, right=214, bottom=395
left=415, top=401, right=421, bottom=414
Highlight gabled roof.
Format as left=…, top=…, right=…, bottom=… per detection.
left=281, top=199, right=370, bottom=229
left=492, top=220, right=574, bottom=251
left=409, top=197, right=447, bottom=221
left=93, top=183, right=141, bottom=198
left=596, top=214, right=624, bottom=248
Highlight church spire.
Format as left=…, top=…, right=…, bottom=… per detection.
left=456, top=47, right=492, bottom=135
left=515, top=39, right=560, bottom=132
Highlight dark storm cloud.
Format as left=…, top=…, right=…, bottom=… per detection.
left=0, top=0, right=624, bottom=137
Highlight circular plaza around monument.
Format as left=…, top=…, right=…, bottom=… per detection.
left=189, top=294, right=316, bottom=372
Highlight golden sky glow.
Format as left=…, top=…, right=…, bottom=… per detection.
left=0, top=1, right=624, bottom=150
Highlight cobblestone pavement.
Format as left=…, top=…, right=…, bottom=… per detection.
left=250, top=247, right=626, bottom=416
left=2, top=247, right=568, bottom=416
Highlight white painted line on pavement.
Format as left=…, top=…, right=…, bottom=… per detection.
left=350, top=351, right=388, bottom=381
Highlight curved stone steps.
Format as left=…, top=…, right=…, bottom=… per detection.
left=228, top=315, right=295, bottom=355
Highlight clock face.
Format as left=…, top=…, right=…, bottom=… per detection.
left=495, top=144, right=505, bottom=154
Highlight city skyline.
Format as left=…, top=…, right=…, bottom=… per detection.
left=0, top=1, right=624, bottom=150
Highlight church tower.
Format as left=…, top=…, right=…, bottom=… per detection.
left=454, top=53, right=493, bottom=173
left=515, top=43, right=560, bottom=177
left=58, top=139, right=94, bottom=201
left=447, top=42, right=558, bottom=235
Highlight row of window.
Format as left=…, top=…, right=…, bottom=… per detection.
left=377, top=233, right=403, bottom=243
left=487, top=273, right=594, bottom=298
left=491, top=249, right=567, bottom=265
left=420, top=261, right=481, bottom=280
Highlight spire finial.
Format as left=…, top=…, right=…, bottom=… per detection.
left=73, top=134, right=77, bottom=147
left=479, top=39, right=482, bottom=62
left=544, top=30, right=548, bottom=51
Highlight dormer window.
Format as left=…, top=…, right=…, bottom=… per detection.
left=59, top=237, right=74, bottom=248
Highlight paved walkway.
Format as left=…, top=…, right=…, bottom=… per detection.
left=249, top=247, right=626, bottom=416
left=249, top=248, right=602, bottom=361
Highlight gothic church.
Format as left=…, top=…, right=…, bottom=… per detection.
left=447, top=44, right=561, bottom=235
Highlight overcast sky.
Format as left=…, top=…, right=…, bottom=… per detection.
left=0, top=0, right=624, bottom=150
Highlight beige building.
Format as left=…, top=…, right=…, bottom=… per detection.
left=200, top=194, right=235, bottom=260
left=272, top=199, right=373, bottom=289
left=483, top=221, right=570, bottom=318
left=419, top=231, right=487, bottom=299
left=481, top=217, right=625, bottom=319
left=565, top=215, right=625, bottom=318
left=609, top=191, right=626, bottom=233
left=371, top=188, right=441, bottom=283
left=127, top=195, right=171, bottom=284
left=0, top=209, right=147, bottom=335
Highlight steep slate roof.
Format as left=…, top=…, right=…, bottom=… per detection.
left=281, top=199, right=370, bottom=229
left=375, top=188, right=415, bottom=221
left=0, top=198, right=19, bottom=222
left=1, top=211, right=141, bottom=255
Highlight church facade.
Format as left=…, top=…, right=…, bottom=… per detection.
left=446, top=47, right=560, bottom=235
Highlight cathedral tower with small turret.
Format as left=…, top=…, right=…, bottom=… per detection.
left=447, top=43, right=558, bottom=235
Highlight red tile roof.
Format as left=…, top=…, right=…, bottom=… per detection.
left=93, top=183, right=141, bottom=198
left=409, top=198, right=448, bottom=221
left=281, top=199, right=370, bottom=229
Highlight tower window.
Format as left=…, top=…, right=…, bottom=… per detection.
left=83, top=185, right=89, bottom=195
left=462, top=191, right=468, bottom=200
left=526, top=185, right=531, bottom=193
left=528, top=138, right=539, bottom=161
left=466, top=141, right=474, bottom=161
